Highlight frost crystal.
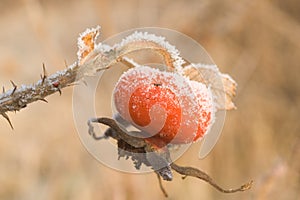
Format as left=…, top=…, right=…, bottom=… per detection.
left=95, top=43, right=113, bottom=54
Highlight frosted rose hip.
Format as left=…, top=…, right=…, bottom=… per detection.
left=113, top=66, right=214, bottom=144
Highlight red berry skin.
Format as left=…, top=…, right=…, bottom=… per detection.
left=129, top=84, right=182, bottom=143
left=113, top=66, right=214, bottom=145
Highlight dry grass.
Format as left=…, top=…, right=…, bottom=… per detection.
left=0, top=0, right=299, bottom=199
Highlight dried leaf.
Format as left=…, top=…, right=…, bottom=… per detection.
left=77, top=26, right=101, bottom=65
left=182, top=64, right=237, bottom=110
left=116, top=32, right=185, bottom=72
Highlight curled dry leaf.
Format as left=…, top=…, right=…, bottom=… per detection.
left=182, top=64, right=237, bottom=110
left=77, top=26, right=101, bottom=65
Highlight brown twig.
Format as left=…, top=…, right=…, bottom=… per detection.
left=88, top=117, right=253, bottom=196
left=156, top=173, right=168, bottom=198
left=88, top=117, right=147, bottom=148
left=170, top=163, right=253, bottom=193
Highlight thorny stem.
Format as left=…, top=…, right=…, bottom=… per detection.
left=88, top=117, right=253, bottom=196
left=0, top=29, right=185, bottom=129
left=0, top=63, right=80, bottom=128
left=0, top=26, right=237, bottom=129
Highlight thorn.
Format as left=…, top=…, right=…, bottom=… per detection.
left=10, top=80, right=17, bottom=95
left=1, top=113, right=14, bottom=129
left=41, top=75, right=46, bottom=85
left=39, top=98, right=48, bottom=103
left=10, top=80, right=17, bottom=87
left=52, top=82, right=61, bottom=95
left=42, top=63, right=48, bottom=76
left=41, top=63, right=48, bottom=85
left=64, top=60, right=68, bottom=68
left=57, top=87, right=62, bottom=96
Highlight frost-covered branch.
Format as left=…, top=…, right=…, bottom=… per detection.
left=0, top=63, right=79, bottom=128
left=0, top=26, right=237, bottom=130
left=0, top=26, right=190, bottom=128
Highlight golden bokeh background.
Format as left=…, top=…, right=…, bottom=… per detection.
left=0, top=0, right=299, bottom=199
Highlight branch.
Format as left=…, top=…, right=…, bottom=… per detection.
left=170, top=163, right=253, bottom=193
left=88, top=117, right=253, bottom=196
left=156, top=173, right=169, bottom=198
left=0, top=63, right=79, bottom=128
left=0, top=26, right=190, bottom=128
left=88, top=117, right=147, bottom=148
left=0, top=26, right=237, bottom=129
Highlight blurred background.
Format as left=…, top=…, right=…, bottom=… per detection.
left=0, top=0, right=299, bottom=199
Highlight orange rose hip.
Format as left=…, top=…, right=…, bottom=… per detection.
left=113, top=66, right=214, bottom=144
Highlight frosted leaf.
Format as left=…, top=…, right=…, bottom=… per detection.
left=115, top=31, right=185, bottom=72
left=76, top=28, right=191, bottom=80
left=77, top=26, right=101, bottom=64
left=220, top=74, right=237, bottom=110
left=95, top=43, right=113, bottom=54
left=182, top=64, right=237, bottom=110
